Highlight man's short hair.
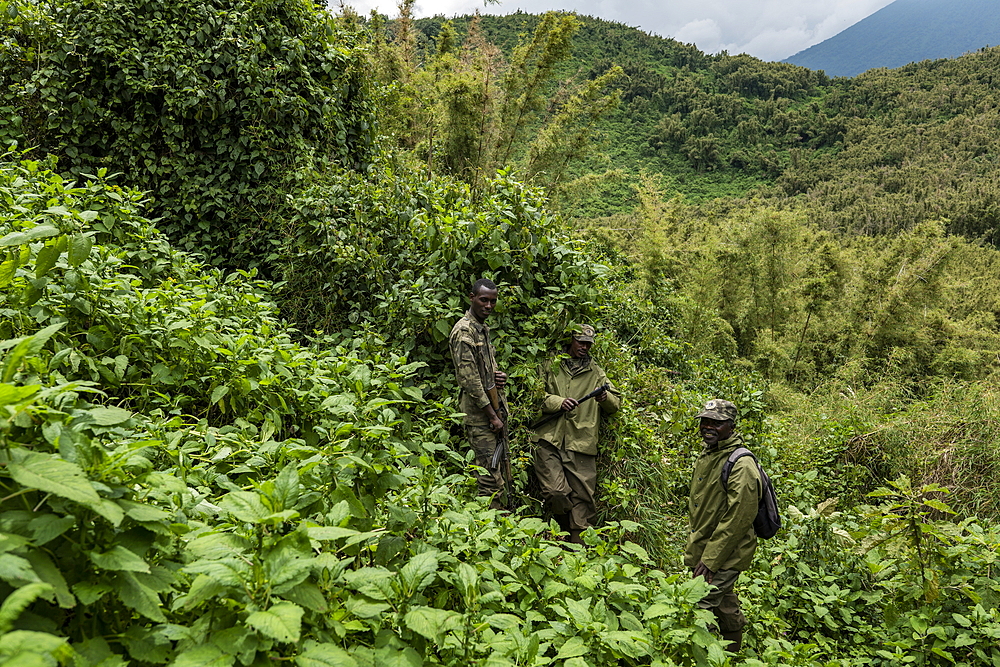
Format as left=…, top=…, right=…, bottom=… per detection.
left=471, top=278, right=497, bottom=295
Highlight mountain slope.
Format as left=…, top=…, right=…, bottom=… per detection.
left=783, top=0, right=1000, bottom=77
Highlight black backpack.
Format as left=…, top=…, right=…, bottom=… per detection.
left=720, top=447, right=782, bottom=539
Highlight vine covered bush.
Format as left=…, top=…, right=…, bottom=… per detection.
left=0, top=0, right=374, bottom=258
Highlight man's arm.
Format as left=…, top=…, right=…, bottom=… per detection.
left=450, top=333, right=490, bottom=408
left=698, top=458, right=759, bottom=571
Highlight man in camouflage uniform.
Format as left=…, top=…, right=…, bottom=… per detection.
left=448, top=278, right=508, bottom=508
left=531, top=324, right=620, bottom=543
left=685, top=398, right=762, bottom=653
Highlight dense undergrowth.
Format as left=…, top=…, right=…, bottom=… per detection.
left=3, top=1, right=1000, bottom=666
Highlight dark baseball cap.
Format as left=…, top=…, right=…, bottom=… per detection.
left=695, top=398, right=737, bottom=422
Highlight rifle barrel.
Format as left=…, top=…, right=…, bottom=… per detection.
left=528, top=383, right=610, bottom=431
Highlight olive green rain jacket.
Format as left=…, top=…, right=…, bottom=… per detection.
left=684, top=433, right=761, bottom=573
left=529, top=355, right=620, bottom=456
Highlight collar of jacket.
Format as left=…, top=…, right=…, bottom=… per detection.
left=464, top=310, right=489, bottom=334
left=561, top=355, right=592, bottom=376
left=700, top=432, right=743, bottom=456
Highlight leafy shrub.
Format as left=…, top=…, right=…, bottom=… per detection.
left=0, top=0, right=374, bottom=259
left=0, top=153, right=741, bottom=666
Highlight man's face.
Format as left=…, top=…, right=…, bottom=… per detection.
left=699, top=418, right=733, bottom=446
left=469, top=287, right=498, bottom=323
left=568, top=338, right=592, bottom=359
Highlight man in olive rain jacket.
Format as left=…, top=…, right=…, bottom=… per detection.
left=685, top=398, right=761, bottom=653
left=531, top=324, right=620, bottom=543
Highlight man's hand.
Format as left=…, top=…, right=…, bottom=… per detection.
left=692, top=562, right=714, bottom=584
left=489, top=415, right=504, bottom=432
left=494, top=371, right=507, bottom=390
left=560, top=397, right=580, bottom=412
left=595, top=387, right=608, bottom=402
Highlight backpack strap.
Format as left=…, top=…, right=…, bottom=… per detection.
left=720, top=446, right=756, bottom=491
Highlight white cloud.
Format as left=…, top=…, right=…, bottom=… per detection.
left=673, top=19, right=724, bottom=53
left=336, top=0, right=897, bottom=61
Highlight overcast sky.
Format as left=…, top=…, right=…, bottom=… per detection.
left=338, top=0, right=896, bottom=62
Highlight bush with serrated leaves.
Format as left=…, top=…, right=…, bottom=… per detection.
left=0, top=155, right=734, bottom=666
left=0, top=0, right=374, bottom=261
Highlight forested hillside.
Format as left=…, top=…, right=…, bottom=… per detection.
left=412, top=12, right=1000, bottom=243
left=2, top=2, right=1000, bottom=667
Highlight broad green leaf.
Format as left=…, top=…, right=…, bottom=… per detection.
left=88, top=406, right=133, bottom=425
left=372, top=645, right=422, bottom=667
left=220, top=491, right=270, bottom=523
left=246, top=602, right=303, bottom=643
left=272, top=463, right=300, bottom=511
left=619, top=541, right=650, bottom=563
left=403, top=606, right=460, bottom=643
left=7, top=450, right=101, bottom=507
left=27, top=514, right=75, bottom=546
left=89, top=546, right=150, bottom=573
left=0, top=383, right=40, bottom=407
left=66, top=233, right=93, bottom=267
left=0, top=630, right=68, bottom=659
left=72, top=581, right=112, bottom=605
left=295, top=642, right=358, bottom=667
left=564, top=597, right=593, bottom=625
left=210, top=385, right=229, bottom=405
left=34, top=243, right=61, bottom=277
left=484, top=613, right=521, bottom=630
left=113, top=572, right=166, bottom=622
left=91, top=498, right=126, bottom=526
left=25, top=552, right=74, bottom=609
left=643, top=603, right=677, bottom=621
left=0, top=256, right=16, bottom=288
left=0, top=583, right=54, bottom=633
left=922, top=498, right=956, bottom=514
left=341, top=567, right=395, bottom=599
left=434, top=319, right=452, bottom=340
left=2, top=323, right=65, bottom=383
left=0, top=553, right=40, bottom=585
left=281, top=581, right=328, bottom=613
left=600, top=631, right=651, bottom=659
left=0, top=534, right=30, bottom=553
left=556, top=636, right=589, bottom=659
left=0, top=224, right=60, bottom=247
left=170, top=644, right=235, bottom=667
left=306, top=526, right=359, bottom=541
left=175, top=573, right=225, bottom=611
left=399, top=551, right=438, bottom=593
left=118, top=499, right=171, bottom=523
left=344, top=596, right=390, bottom=618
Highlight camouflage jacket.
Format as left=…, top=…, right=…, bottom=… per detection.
left=684, top=433, right=760, bottom=573
left=448, top=310, right=499, bottom=426
left=530, top=354, right=620, bottom=456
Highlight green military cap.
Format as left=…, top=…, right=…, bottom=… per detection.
left=695, top=398, right=737, bottom=422
left=572, top=324, right=596, bottom=343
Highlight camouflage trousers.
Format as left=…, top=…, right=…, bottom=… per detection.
left=697, top=569, right=748, bottom=633
left=532, top=440, right=597, bottom=530
left=466, top=424, right=506, bottom=508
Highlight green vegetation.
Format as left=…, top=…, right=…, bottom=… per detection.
left=2, top=2, right=1000, bottom=666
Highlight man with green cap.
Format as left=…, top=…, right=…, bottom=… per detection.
left=685, top=398, right=761, bottom=652
left=530, top=324, right=621, bottom=543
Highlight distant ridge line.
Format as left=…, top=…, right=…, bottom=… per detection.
left=783, top=0, right=1000, bottom=78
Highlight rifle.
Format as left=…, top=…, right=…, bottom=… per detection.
left=485, top=383, right=512, bottom=498
left=528, top=383, right=611, bottom=431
